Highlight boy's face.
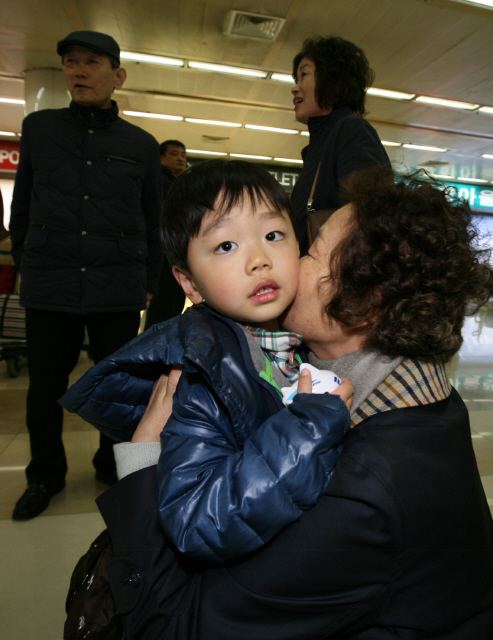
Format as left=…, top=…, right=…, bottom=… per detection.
left=173, top=194, right=300, bottom=331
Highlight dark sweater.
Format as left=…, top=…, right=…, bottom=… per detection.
left=291, top=107, right=389, bottom=254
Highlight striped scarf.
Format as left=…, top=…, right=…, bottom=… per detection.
left=244, top=326, right=303, bottom=383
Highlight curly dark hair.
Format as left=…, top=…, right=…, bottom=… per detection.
left=325, top=165, right=493, bottom=363
left=292, top=36, right=374, bottom=116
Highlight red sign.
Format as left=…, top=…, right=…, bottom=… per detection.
left=0, top=141, right=20, bottom=172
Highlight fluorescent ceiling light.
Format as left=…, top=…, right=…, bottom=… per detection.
left=301, top=131, right=310, bottom=136
left=0, top=97, right=25, bottom=105
left=479, top=106, right=493, bottom=114
left=123, top=110, right=183, bottom=121
left=188, top=61, right=268, bottom=78
left=403, top=143, right=447, bottom=153
left=274, top=157, right=303, bottom=164
left=120, top=51, right=184, bottom=67
left=0, top=131, right=18, bottom=136
left=381, top=140, right=402, bottom=147
left=185, top=118, right=241, bottom=127
left=482, top=154, right=493, bottom=159
left=187, top=149, right=227, bottom=156
left=245, top=124, right=298, bottom=134
left=429, top=173, right=455, bottom=180
left=415, top=96, right=479, bottom=110
left=230, top=153, right=272, bottom=160
left=458, top=176, right=489, bottom=183
left=454, top=0, right=493, bottom=7
left=367, top=88, right=415, bottom=100
left=271, top=73, right=293, bottom=83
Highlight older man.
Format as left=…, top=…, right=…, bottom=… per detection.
left=9, top=30, right=163, bottom=520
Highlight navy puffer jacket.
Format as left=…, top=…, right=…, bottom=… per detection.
left=9, top=100, right=163, bottom=313
left=61, top=305, right=350, bottom=562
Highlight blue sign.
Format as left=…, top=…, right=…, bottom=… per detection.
left=441, top=181, right=493, bottom=214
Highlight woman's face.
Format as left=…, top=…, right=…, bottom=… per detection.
left=281, top=205, right=366, bottom=359
left=292, top=57, right=332, bottom=125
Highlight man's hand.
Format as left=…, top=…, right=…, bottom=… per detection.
left=297, top=368, right=353, bottom=412
left=147, top=292, right=153, bottom=303
left=131, top=366, right=183, bottom=442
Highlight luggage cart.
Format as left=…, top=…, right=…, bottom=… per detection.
left=0, top=293, right=27, bottom=377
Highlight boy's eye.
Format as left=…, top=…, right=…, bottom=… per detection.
left=266, top=231, right=284, bottom=242
left=215, top=241, right=238, bottom=254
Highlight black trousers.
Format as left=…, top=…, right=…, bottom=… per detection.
left=24, top=308, right=141, bottom=488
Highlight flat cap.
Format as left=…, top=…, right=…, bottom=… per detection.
left=57, top=31, right=120, bottom=64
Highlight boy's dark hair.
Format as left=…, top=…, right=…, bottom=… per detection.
left=292, top=36, right=374, bottom=116
left=325, top=165, right=493, bottom=363
left=162, top=159, right=295, bottom=271
left=160, top=140, right=186, bottom=155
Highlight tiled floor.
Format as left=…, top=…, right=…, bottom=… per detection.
left=1, top=314, right=493, bottom=639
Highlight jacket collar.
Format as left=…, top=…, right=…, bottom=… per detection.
left=70, top=99, right=119, bottom=126
left=353, top=359, right=452, bottom=427
left=307, top=106, right=353, bottom=135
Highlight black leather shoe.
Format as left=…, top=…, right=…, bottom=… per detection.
left=12, top=483, right=65, bottom=521
left=95, top=468, right=118, bottom=486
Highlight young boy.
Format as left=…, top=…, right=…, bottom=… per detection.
left=61, top=160, right=350, bottom=563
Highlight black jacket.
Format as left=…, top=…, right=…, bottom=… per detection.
left=291, top=107, right=390, bottom=254
left=98, top=389, right=493, bottom=639
left=144, top=164, right=185, bottom=327
left=9, top=100, right=163, bottom=313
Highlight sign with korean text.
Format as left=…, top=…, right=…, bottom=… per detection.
left=442, top=181, right=493, bottom=214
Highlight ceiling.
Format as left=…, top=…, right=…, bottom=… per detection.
left=1, top=0, right=493, bottom=182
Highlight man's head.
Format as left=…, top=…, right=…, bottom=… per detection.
left=163, top=160, right=300, bottom=330
left=160, top=140, right=187, bottom=177
left=57, top=31, right=126, bottom=109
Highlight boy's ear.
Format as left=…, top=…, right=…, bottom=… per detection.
left=172, top=266, right=204, bottom=304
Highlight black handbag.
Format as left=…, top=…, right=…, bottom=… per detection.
left=306, top=163, right=335, bottom=246
left=64, top=529, right=125, bottom=640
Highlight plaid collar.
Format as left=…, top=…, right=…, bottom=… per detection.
left=244, top=326, right=303, bottom=383
left=353, top=359, right=452, bottom=427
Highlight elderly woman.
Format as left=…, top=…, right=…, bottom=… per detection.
left=96, top=166, right=493, bottom=639
left=290, top=36, right=389, bottom=254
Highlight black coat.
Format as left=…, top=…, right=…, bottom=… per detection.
left=98, top=389, right=493, bottom=639
left=9, top=100, right=163, bottom=313
left=144, top=165, right=185, bottom=328
left=291, top=107, right=390, bottom=254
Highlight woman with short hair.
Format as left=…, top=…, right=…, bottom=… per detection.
left=98, top=166, right=493, bottom=639
left=290, top=36, right=390, bottom=254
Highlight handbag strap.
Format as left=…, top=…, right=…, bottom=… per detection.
left=307, top=163, right=321, bottom=212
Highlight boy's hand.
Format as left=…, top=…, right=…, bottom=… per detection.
left=331, top=378, right=353, bottom=412
left=131, top=366, right=183, bottom=442
left=297, top=369, right=353, bottom=412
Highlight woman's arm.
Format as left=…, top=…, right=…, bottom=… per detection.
left=98, top=453, right=399, bottom=640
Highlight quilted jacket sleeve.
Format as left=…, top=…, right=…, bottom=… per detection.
left=9, top=115, right=33, bottom=267
left=157, top=372, right=350, bottom=564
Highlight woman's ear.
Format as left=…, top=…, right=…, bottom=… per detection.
left=172, top=266, right=204, bottom=304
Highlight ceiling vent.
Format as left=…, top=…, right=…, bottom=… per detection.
left=223, top=11, right=286, bottom=42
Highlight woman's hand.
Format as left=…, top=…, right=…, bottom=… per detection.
left=297, top=368, right=353, bottom=412
left=131, top=366, right=183, bottom=443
